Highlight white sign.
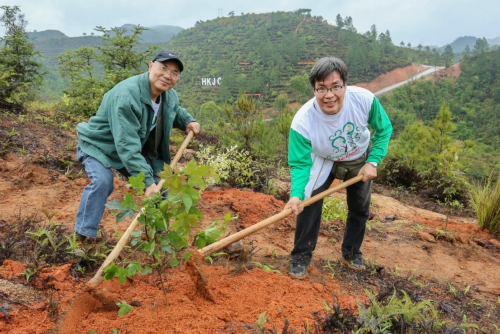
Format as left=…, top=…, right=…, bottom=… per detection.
left=201, top=77, right=222, bottom=86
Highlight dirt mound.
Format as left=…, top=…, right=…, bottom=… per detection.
left=426, top=62, right=462, bottom=83
left=356, top=64, right=426, bottom=93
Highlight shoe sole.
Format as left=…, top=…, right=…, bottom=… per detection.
left=289, top=272, right=307, bottom=279
left=288, top=264, right=312, bottom=279
left=340, top=258, right=366, bottom=270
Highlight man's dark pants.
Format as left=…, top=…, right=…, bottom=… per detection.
left=291, top=171, right=372, bottom=264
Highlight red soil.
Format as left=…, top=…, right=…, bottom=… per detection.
left=1, top=64, right=499, bottom=333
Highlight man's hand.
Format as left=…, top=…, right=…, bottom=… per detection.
left=359, top=163, right=377, bottom=182
left=145, top=183, right=159, bottom=197
left=284, top=196, right=303, bottom=216
left=186, top=122, right=200, bottom=136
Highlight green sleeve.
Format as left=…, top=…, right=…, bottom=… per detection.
left=173, top=104, right=196, bottom=130
left=288, top=128, right=312, bottom=201
left=108, top=94, right=155, bottom=187
left=367, top=97, right=393, bottom=164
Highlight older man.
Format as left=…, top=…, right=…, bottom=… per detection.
left=74, top=51, right=200, bottom=239
left=284, top=56, right=392, bottom=277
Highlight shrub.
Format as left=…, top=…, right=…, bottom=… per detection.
left=322, top=196, right=347, bottom=222
left=467, top=173, right=500, bottom=234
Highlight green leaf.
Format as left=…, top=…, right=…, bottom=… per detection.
left=181, top=192, right=193, bottom=213
left=103, top=263, right=118, bottom=281
left=187, top=175, right=206, bottom=189
left=141, top=241, right=153, bottom=253
left=183, top=159, right=198, bottom=176
left=188, top=207, right=203, bottom=217
left=204, top=221, right=224, bottom=243
left=130, top=230, right=142, bottom=238
left=105, top=199, right=123, bottom=210
left=185, top=187, right=200, bottom=201
left=184, top=252, right=192, bottom=261
left=168, top=254, right=180, bottom=268
left=127, top=262, right=142, bottom=276
left=116, top=301, right=134, bottom=317
left=115, top=207, right=136, bottom=223
left=121, top=193, right=136, bottom=209
left=128, top=171, right=145, bottom=191
left=162, top=231, right=188, bottom=250
left=195, top=236, right=207, bottom=249
left=118, top=273, right=127, bottom=284
left=158, top=164, right=173, bottom=185
left=142, top=265, right=153, bottom=275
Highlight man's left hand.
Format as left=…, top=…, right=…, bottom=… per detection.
left=186, top=122, right=200, bottom=136
left=359, top=163, right=377, bottom=182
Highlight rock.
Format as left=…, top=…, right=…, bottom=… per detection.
left=59, top=175, right=69, bottom=182
left=455, top=234, right=470, bottom=244
left=416, top=231, right=436, bottom=243
left=313, top=283, right=324, bottom=293
left=488, top=238, right=500, bottom=249
left=473, top=238, right=487, bottom=247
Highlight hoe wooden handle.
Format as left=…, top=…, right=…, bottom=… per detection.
left=199, top=174, right=364, bottom=257
left=87, top=131, right=194, bottom=285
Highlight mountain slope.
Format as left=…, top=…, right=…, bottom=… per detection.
left=166, top=11, right=418, bottom=109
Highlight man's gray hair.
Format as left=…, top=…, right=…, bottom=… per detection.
left=308, top=56, right=348, bottom=88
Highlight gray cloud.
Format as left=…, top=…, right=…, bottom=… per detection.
left=1, top=0, right=498, bottom=47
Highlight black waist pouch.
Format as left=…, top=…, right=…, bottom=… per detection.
left=331, top=151, right=367, bottom=181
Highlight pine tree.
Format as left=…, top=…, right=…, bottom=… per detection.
left=0, top=5, right=44, bottom=108
left=443, top=45, right=454, bottom=68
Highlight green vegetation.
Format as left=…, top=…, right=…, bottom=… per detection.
left=168, top=10, right=438, bottom=110
left=103, top=160, right=230, bottom=300
left=0, top=6, right=44, bottom=108
left=380, top=48, right=500, bottom=181
left=56, top=25, right=158, bottom=118
left=321, top=197, right=347, bottom=222
left=356, top=289, right=478, bottom=333
left=467, top=173, right=500, bottom=234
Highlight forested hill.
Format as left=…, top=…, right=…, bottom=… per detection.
left=29, top=24, right=183, bottom=62
left=168, top=10, right=424, bottom=109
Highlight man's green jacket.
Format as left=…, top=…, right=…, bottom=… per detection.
left=77, top=72, right=195, bottom=187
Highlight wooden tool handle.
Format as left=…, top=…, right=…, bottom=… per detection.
left=199, top=174, right=364, bottom=257
left=89, top=131, right=194, bottom=284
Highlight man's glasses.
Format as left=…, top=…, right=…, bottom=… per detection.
left=315, top=85, right=344, bottom=95
left=155, top=62, right=181, bottom=80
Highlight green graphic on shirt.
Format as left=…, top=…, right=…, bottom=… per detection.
left=328, top=122, right=361, bottom=157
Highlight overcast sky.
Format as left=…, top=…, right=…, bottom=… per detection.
left=2, top=0, right=499, bottom=47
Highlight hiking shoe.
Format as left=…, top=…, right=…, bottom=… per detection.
left=289, top=262, right=308, bottom=278
left=341, top=253, right=366, bottom=270
left=75, top=232, right=87, bottom=242
left=289, top=257, right=311, bottom=278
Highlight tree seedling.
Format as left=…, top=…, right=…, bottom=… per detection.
left=252, top=261, right=282, bottom=275
left=322, top=261, right=335, bottom=278
left=116, top=300, right=133, bottom=317
left=104, top=160, right=231, bottom=302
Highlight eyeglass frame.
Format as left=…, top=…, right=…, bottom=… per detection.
left=314, top=84, right=345, bottom=95
left=154, top=61, right=181, bottom=80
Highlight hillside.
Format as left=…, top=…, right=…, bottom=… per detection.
left=30, top=24, right=184, bottom=65
left=437, top=35, right=500, bottom=53
left=31, top=10, right=430, bottom=107
left=0, top=105, right=499, bottom=332
left=168, top=11, right=421, bottom=109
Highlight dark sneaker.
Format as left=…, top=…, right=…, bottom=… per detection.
left=289, top=257, right=311, bottom=278
left=342, top=253, right=366, bottom=270
left=289, top=262, right=307, bottom=278
left=75, top=232, right=87, bottom=242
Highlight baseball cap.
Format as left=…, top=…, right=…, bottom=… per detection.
left=152, top=51, right=184, bottom=72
